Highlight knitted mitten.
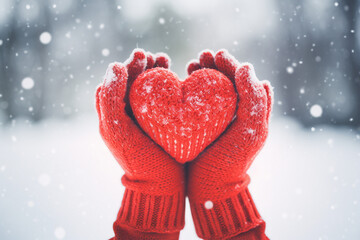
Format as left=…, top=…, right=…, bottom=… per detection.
left=96, top=49, right=185, bottom=240
left=187, top=50, right=273, bottom=240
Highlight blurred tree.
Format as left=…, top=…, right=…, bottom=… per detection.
left=275, top=0, right=360, bottom=127
left=0, top=0, right=52, bottom=122
left=0, top=0, right=126, bottom=123
left=342, top=0, right=360, bottom=125
left=0, top=1, right=21, bottom=122
left=0, top=0, right=358, bottom=128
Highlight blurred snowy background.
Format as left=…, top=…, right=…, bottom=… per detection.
left=0, top=0, right=359, bottom=239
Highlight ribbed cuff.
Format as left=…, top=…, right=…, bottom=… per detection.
left=189, top=188, right=264, bottom=240
left=112, top=224, right=180, bottom=240
left=228, top=222, right=269, bottom=240
left=113, top=188, right=185, bottom=235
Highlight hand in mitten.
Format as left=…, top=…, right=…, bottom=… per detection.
left=96, top=49, right=185, bottom=240
left=187, top=50, right=273, bottom=240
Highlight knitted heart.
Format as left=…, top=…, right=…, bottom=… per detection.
left=129, top=68, right=237, bottom=163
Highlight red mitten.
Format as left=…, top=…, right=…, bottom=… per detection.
left=96, top=49, right=185, bottom=240
left=187, top=50, right=273, bottom=240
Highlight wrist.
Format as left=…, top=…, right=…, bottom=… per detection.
left=228, top=222, right=268, bottom=240
left=189, top=187, right=265, bottom=240
left=113, top=224, right=180, bottom=240
left=114, top=187, right=185, bottom=235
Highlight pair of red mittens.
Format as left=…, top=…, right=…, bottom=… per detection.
left=96, top=49, right=272, bottom=240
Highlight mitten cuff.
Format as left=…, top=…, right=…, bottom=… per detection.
left=114, top=188, right=185, bottom=235
left=189, top=187, right=264, bottom=240
left=229, top=222, right=269, bottom=240
left=111, top=224, right=180, bottom=240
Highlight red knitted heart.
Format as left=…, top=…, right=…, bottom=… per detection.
left=129, top=68, right=237, bottom=163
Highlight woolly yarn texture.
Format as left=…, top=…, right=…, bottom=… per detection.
left=130, top=67, right=237, bottom=163
left=97, top=48, right=272, bottom=240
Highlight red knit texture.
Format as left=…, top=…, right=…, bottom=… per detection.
left=110, top=224, right=180, bottom=240
left=229, top=222, right=269, bottom=240
left=187, top=50, right=273, bottom=240
left=97, top=48, right=272, bottom=240
left=96, top=49, right=185, bottom=239
left=129, top=68, right=237, bottom=163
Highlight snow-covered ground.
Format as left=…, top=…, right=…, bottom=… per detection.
left=0, top=114, right=359, bottom=239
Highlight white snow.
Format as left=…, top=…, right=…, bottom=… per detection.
left=158, top=18, right=165, bottom=24
left=250, top=104, right=261, bottom=116
left=0, top=115, right=359, bottom=239
left=204, top=200, right=213, bottom=209
left=185, top=58, right=199, bottom=73
left=162, top=118, right=168, bottom=125
left=144, top=85, right=152, bottom=93
left=38, top=173, right=51, bottom=186
left=198, top=49, right=215, bottom=59
left=246, top=128, right=256, bottom=135
left=21, top=77, right=34, bottom=90
left=124, top=48, right=147, bottom=67
left=186, top=95, right=205, bottom=106
left=39, top=32, right=52, bottom=45
left=310, top=104, right=323, bottom=118
left=140, top=105, right=148, bottom=113
left=155, top=52, right=171, bottom=68
left=286, top=66, right=294, bottom=74
left=218, top=49, right=240, bottom=66
left=65, top=32, right=71, bottom=38
left=104, top=62, right=119, bottom=87
left=101, top=48, right=110, bottom=57
left=27, top=201, right=34, bottom=207
left=54, top=227, right=66, bottom=239
left=237, top=63, right=270, bottom=99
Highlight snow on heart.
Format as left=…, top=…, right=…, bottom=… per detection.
left=129, top=68, right=237, bottom=163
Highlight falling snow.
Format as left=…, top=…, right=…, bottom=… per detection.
left=204, top=200, right=214, bottom=209
left=104, top=63, right=118, bottom=87
left=38, top=173, right=51, bottom=186
left=0, top=1, right=359, bottom=239
left=286, top=66, right=294, bottom=74
left=39, top=32, right=52, bottom=44
left=21, top=77, right=35, bottom=90
left=310, top=104, right=323, bottom=118
left=27, top=201, right=35, bottom=207
left=159, top=18, right=166, bottom=24
left=54, top=227, right=66, bottom=239
left=102, top=48, right=110, bottom=57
